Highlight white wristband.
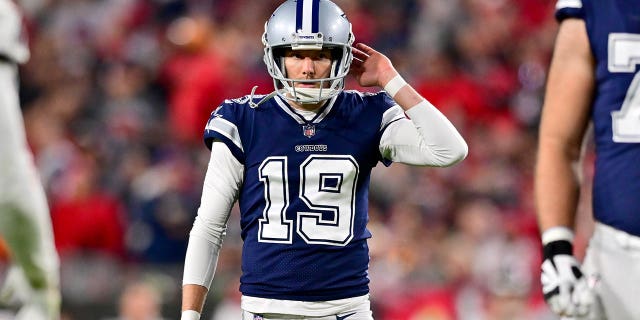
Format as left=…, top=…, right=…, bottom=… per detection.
left=181, top=310, right=201, bottom=320
left=541, top=226, right=574, bottom=245
left=383, top=74, right=407, bottom=98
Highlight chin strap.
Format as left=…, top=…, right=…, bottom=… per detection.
left=293, top=87, right=338, bottom=102
left=248, top=86, right=339, bottom=108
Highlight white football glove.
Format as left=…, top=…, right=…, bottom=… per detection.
left=540, top=227, right=594, bottom=317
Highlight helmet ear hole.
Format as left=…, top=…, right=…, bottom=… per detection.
left=279, top=56, right=287, bottom=79
left=331, top=60, right=338, bottom=79
left=328, top=47, right=343, bottom=77
left=272, top=47, right=287, bottom=77
left=272, top=47, right=286, bottom=59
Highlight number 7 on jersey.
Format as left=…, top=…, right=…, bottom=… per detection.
left=609, top=33, right=640, bottom=142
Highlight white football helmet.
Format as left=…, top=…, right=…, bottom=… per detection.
left=262, top=0, right=355, bottom=104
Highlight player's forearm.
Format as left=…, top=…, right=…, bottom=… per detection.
left=535, top=142, right=582, bottom=232
left=182, top=284, right=208, bottom=313
left=181, top=235, right=218, bottom=319
left=382, top=74, right=426, bottom=112
left=535, top=19, right=594, bottom=233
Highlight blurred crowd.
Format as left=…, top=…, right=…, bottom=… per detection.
left=10, top=0, right=596, bottom=318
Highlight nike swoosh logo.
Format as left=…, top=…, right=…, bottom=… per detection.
left=336, top=312, right=357, bottom=320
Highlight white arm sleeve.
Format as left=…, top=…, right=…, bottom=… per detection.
left=380, top=101, right=468, bottom=167
left=182, top=141, right=244, bottom=289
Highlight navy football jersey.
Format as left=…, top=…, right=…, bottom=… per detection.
left=557, top=0, right=640, bottom=235
left=203, top=91, right=405, bottom=301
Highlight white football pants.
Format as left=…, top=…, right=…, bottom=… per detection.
left=569, top=222, right=640, bottom=320
left=241, top=297, right=373, bottom=320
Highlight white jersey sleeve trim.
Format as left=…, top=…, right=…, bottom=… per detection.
left=379, top=100, right=467, bottom=167
left=205, top=117, right=244, bottom=152
left=380, top=105, right=406, bottom=131
left=182, top=141, right=244, bottom=288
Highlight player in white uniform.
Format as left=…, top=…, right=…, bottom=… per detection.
left=181, top=1, right=468, bottom=319
left=0, top=0, right=61, bottom=319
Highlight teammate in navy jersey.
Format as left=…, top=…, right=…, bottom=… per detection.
left=180, top=1, right=467, bottom=319
left=536, top=0, right=640, bottom=318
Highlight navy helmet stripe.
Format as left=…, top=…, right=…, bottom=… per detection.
left=296, top=0, right=304, bottom=32
left=311, top=0, right=320, bottom=33
left=296, top=0, right=321, bottom=33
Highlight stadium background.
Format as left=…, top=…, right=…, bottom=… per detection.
left=4, top=0, right=596, bottom=318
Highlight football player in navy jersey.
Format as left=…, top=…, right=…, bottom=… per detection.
left=180, top=1, right=467, bottom=319
left=536, top=0, right=640, bottom=318
left=0, top=0, right=61, bottom=319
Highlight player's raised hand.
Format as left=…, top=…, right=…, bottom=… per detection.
left=350, top=43, right=398, bottom=88
left=540, top=228, right=594, bottom=317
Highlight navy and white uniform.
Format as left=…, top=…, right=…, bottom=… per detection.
left=557, top=1, right=640, bottom=318
left=205, top=92, right=399, bottom=301
left=557, top=0, right=640, bottom=236
left=182, top=90, right=467, bottom=317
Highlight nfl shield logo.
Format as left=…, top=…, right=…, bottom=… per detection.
left=303, top=124, right=316, bottom=138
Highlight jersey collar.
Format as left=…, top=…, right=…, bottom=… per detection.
left=274, top=94, right=339, bottom=125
